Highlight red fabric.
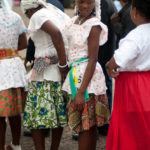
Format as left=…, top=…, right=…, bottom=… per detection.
left=106, top=71, right=150, bottom=150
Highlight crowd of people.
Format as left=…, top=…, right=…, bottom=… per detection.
left=0, top=0, right=150, bottom=150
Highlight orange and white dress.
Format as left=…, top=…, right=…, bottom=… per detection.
left=62, top=16, right=109, bottom=134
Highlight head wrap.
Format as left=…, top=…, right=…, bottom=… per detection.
left=0, top=0, right=12, bottom=11
left=21, top=0, right=54, bottom=13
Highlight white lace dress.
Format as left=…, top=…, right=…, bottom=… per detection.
left=0, top=9, right=27, bottom=91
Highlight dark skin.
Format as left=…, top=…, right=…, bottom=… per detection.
left=18, top=33, right=27, bottom=50
left=41, top=21, right=69, bottom=81
left=0, top=6, right=27, bottom=149
left=25, top=7, right=68, bottom=150
left=25, top=7, right=68, bottom=81
left=69, top=0, right=102, bottom=150
left=74, top=25, right=101, bottom=112
left=106, top=6, right=150, bottom=78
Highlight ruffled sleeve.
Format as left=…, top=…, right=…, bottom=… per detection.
left=84, top=17, right=108, bottom=46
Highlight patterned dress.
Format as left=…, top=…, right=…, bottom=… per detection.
left=0, top=8, right=27, bottom=117
left=23, top=8, right=70, bottom=129
left=62, top=16, right=109, bottom=134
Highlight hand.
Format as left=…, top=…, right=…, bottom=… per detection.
left=48, top=56, right=58, bottom=64
left=74, top=91, right=85, bottom=112
left=111, top=13, right=120, bottom=25
left=106, top=68, right=119, bottom=78
left=59, top=66, right=69, bottom=83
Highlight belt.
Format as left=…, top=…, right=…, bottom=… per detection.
left=69, top=57, right=89, bottom=102
left=0, top=49, right=18, bottom=60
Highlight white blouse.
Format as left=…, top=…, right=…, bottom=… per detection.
left=114, top=23, right=150, bottom=71
left=62, top=16, right=108, bottom=95
left=0, top=9, right=27, bottom=91
left=28, top=8, right=70, bottom=82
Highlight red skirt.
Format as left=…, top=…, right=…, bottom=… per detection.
left=106, top=71, right=150, bottom=150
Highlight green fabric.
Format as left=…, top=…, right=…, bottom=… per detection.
left=69, top=57, right=89, bottom=102
left=23, top=81, right=68, bottom=129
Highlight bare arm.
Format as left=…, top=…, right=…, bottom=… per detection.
left=18, top=32, right=27, bottom=50
left=41, top=21, right=68, bottom=81
left=41, top=21, right=67, bottom=66
left=105, top=57, right=119, bottom=78
left=74, top=25, right=101, bottom=111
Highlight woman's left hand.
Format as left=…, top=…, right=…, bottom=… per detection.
left=74, top=91, right=85, bottom=112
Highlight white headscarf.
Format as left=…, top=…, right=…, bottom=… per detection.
left=0, top=0, right=12, bottom=10
left=21, top=0, right=47, bottom=13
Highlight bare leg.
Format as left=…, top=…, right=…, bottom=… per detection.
left=0, top=117, right=6, bottom=150
left=8, top=115, right=21, bottom=145
left=31, top=129, right=45, bottom=150
left=90, top=126, right=97, bottom=150
left=78, top=126, right=97, bottom=150
left=50, top=127, right=63, bottom=150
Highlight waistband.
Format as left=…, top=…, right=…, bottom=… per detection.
left=69, top=57, right=89, bottom=102
left=0, top=49, right=18, bottom=60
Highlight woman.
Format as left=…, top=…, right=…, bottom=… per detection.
left=21, top=0, right=70, bottom=150
left=0, top=0, right=27, bottom=150
left=106, top=0, right=150, bottom=149
left=62, top=0, right=109, bottom=149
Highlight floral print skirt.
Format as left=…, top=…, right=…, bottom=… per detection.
left=23, top=80, right=68, bottom=129
left=0, top=88, right=26, bottom=117
left=68, top=94, right=109, bottom=134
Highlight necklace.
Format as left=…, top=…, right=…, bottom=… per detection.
left=78, top=13, right=91, bottom=25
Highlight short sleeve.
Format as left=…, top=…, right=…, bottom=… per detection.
left=85, top=17, right=108, bottom=46
left=28, top=10, right=50, bottom=32
left=114, top=31, right=140, bottom=68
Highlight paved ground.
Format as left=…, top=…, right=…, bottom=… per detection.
left=5, top=6, right=107, bottom=150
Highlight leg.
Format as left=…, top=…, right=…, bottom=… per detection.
left=50, top=127, right=63, bottom=150
left=31, top=129, right=45, bottom=150
left=90, top=126, right=97, bottom=150
left=8, top=115, right=21, bottom=146
left=78, top=126, right=97, bottom=150
left=0, top=117, right=6, bottom=150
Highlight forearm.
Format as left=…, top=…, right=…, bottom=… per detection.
left=51, top=30, right=67, bottom=66
left=106, top=57, right=118, bottom=70
left=78, top=58, right=97, bottom=94
left=41, top=21, right=67, bottom=66
left=18, top=33, right=27, bottom=50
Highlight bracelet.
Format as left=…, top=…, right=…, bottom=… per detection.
left=58, top=63, right=68, bottom=68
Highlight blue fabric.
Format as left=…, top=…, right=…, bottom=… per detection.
left=46, top=0, right=64, bottom=12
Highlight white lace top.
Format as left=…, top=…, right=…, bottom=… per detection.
left=62, top=16, right=108, bottom=95
left=0, top=9, right=27, bottom=91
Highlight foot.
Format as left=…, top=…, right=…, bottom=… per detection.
left=5, top=144, right=21, bottom=150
